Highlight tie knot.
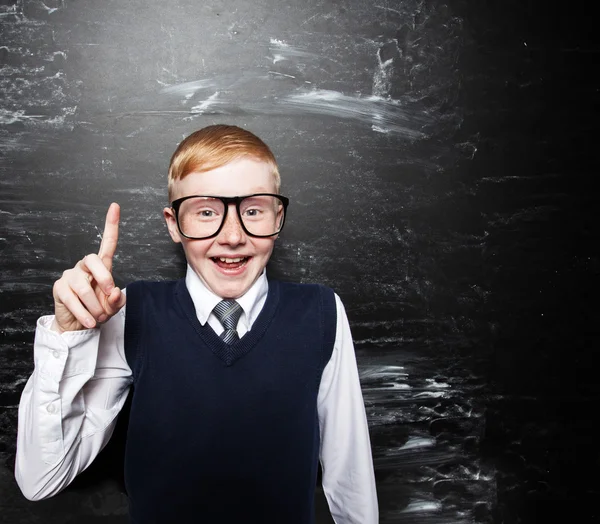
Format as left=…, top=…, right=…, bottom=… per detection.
left=213, top=300, right=243, bottom=332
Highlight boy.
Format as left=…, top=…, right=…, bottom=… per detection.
left=15, top=125, right=378, bottom=523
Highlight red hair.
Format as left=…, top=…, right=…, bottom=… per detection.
left=168, top=125, right=280, bottom=201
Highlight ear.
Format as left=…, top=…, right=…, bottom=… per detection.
left=163, top=207, right=182, bottom=244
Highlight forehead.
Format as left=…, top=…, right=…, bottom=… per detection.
left=172, top=158, right=277, bottom=199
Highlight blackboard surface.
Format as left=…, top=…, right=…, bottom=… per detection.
left=1, top=1, right=597, bottom=522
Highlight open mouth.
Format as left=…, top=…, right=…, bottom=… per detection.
left=211, top=256, right=250, bottom=270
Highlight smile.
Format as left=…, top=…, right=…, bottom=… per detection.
left=217, top=257, right=245, bottom=263
left=211, top=256, right=251, bottom=270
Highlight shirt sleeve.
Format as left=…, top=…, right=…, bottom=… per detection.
left=318, top=294, right=379, bottom=524
left=15, top=307, right=132, bottom=501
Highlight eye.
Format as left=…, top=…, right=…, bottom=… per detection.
left=184, top=206, right=221, bottom=221
left=242, top=205, right=267, bottom=220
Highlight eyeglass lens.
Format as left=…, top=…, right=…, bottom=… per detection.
left=178, top=195, right=285, bottom=238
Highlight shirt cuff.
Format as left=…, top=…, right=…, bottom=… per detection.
left=35, top=316, right=101, bottom=381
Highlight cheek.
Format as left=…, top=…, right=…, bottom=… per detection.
left=180, top=239, right=212, bottom=261
left=255, top=239, right=276, bottom=259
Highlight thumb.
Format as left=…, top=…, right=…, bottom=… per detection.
left=105, top=287, right=126, bottom=314
left=116, top=289, right=127, bottom=309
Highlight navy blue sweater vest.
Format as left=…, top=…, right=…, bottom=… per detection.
left=123, top=278, right=337, bottom=524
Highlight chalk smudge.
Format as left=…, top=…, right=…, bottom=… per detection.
left=269, top=38, right=335, bottom=65
left=153, top=78, right=432, bottom=138
left=160, top=78, right=218, bottom=98
left=279, top=89, right=431, bottom=138
left=190, top=92, right=221, bottom=114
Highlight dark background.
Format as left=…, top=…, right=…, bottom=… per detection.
left=1, top=0, right=598, bottom=522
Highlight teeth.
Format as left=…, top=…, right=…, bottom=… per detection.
left=218, top=257, right=245, bottom=263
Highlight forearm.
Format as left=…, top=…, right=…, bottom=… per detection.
left=318, top=294, right=378, bottom=524
left=15, top=313, right=131, bottom=501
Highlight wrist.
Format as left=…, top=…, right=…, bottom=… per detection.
left=50, top=318, right=71, bottom=334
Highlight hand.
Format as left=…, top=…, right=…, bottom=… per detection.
left=51, top=203, right=127, bottom=333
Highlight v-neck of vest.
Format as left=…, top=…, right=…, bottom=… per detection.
left=174, top=278, right=280, bottom=367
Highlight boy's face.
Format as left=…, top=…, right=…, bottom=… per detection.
left=164, top=158, right=279, bottom=299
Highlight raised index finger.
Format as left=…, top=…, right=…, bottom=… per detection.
left=98, top=202, right=120, bottom=272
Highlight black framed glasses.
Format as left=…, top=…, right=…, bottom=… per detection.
left=171, top=193, right=289, bottom=240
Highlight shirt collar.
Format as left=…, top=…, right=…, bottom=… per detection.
left=185, top=265, right=268, bottom=328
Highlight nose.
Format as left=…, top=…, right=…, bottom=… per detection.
left=216, top=204, right=246, bottom=246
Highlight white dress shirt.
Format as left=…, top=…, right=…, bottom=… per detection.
left=15, top=267, right=378, bottom=523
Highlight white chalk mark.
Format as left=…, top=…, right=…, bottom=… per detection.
left=268, top=38, right=338, bottom=65
left=280, top=89, right=430, bottom=137
left=149, top=78, right=430, bottom=136
left=269, top=38, right=288, bottom=47
left=365, top=383, right=411, bottom=391
left=400, top=437, right=436, bottom=450
left=268, top=71, right=296, bottom=79
left=401, top=501, right=442, bottom=513
left=372, top=125, right=391, bottom=133
left=301, top=13, right=320, bottom=26
left=0, top=110, right=44, bottom=125
left=0, top=106, right=75, bottom=129
left=160, top=79, right=216, bottom=97
left=372, top=44, right=396, bottom=98
left=44, top=51, right=67, bottom=61
left=375, top=5, right=403, bottom=16
left=0, top=3, right=22, bottom=16
left=360, top=365, right=407, bottom=379
left=38, top=1, right=63, bottom=14
left=190, top=92, right=220, bottom=114
left=425, top=378, right=450, bottom=389
left=414, top=391, right=448, bottom=399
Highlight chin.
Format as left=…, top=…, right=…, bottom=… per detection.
left=208, top=278, right=251, bottom=299
left=215, top=286, right=246, bottom=300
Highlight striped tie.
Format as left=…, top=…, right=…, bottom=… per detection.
left=213, top=300, right=243, bottom=344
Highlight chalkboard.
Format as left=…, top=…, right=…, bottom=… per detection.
left=1, top=0, right=598, bottom=522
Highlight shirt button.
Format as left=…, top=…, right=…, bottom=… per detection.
left=46, top=403, right=56, bottom=414
left=52, top=350, right=60, bottom=359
